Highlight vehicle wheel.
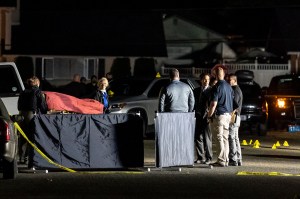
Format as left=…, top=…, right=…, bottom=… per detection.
left=128, top=109, right=148, bottom=138
left=2, top=157, right=18, bottom=179
left=257, top=123, right=267, bottom=136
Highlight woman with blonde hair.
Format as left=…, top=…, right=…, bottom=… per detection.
left=93, top=77, right=111, bottom=113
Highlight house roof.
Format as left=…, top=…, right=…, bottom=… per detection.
left=164, top=5, right=300, bottom=55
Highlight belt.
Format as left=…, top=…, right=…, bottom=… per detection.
left=216, top=113, right=230, bottom=116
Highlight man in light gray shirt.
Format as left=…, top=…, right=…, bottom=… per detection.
left=158, top=68, right=195, bottom=113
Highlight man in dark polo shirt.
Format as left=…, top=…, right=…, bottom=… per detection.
left=207, top=65, right=234, bottom=167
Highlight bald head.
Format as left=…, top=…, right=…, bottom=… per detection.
left=169, top=68, right=180, bottom=80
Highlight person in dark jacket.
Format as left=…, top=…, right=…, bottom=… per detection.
left=228, top=74, right=243, bottom=166
left=93, top=77, right=111, bottom=114
left=85, top=75, right=98, bottom=98
left=59, top=74, right=86, bottom=98
left=194, top=73, right=213, bottom=165
left=17, top=76, right=48, bottom=167
left=158, top=68, right=194, bottom=113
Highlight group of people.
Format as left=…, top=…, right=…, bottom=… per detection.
left=158, top=66, right=243, bottom=167
left=17, top=74, right=112, bottom=166
left=18, top=67, right=243, bottom=168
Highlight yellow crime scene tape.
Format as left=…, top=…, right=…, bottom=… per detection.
left=14, top=122, right=144, bottom=174
left=237, top=171, right=300, bottom=176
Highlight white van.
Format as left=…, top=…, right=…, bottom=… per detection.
left=0, top=62, right=25, bottom=115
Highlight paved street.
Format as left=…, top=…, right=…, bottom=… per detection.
left=1, top=130, right=300, bottom=199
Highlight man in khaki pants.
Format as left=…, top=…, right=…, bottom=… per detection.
left=207, top=65, right=234, bottom=167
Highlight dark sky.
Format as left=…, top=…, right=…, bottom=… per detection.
left=6, top=0, right=300, bottom=56
left=9, top=1, right=167, bottom=56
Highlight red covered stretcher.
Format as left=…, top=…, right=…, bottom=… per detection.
left=44, top=91, right=103, bottom=114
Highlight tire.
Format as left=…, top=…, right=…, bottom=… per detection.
left=3, top=157, right=18, bottom=179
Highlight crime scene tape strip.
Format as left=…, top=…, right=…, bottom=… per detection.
left=237, top=171, right=300, bottom=176
left=14, top=122, right=76, bottom=173
left=14, top=122, right=144, bottom=174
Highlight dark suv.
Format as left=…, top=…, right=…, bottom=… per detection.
left=264, top=74, right=300, bottom=130
left=235, top=70, right=267, bottom=136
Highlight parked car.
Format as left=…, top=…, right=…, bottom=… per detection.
left=264, top=74, right=300, bottom=130
left=0, top=98, right=23, bottom=179
left=235, top=70, right=267, bottom=136
left=108, top=76, right=200, bottom=137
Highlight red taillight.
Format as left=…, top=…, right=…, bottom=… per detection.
left=0, top=120, right=10, bottom=141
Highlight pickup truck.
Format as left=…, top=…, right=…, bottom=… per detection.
left=264, top=74, right=300, bottom=131
left=0, top=62, right=25, bottom=115
left=0, top=62, right=25, bottom=179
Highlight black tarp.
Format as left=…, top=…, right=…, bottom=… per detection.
left=32, top=113, right=144, bottom=169
left=155, top=112, right=195, bottom=168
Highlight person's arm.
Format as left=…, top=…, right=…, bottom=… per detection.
left=158, top=87, right=165, bottom=112
left=207, top=100, right=217, bottom=122
left=188, top=89, right=195, bottom=112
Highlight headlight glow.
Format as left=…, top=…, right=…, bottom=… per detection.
left=277, top=98, right=286, bottom=108
left=111, top=103, right=127, bottom=110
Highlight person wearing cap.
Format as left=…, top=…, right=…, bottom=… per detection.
left=207, top=65, right=234, bottom=167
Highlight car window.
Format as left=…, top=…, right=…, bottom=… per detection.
left=239, top=83, right=261, bottom=99
left=269, top=76, right=300, bottom=95
left=148, top=79, right=170, bottom=98
left=109, top=78, right=152, bottom=97
left=0, top=65, right=23, bottom=97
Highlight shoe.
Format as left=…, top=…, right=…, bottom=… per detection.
left=228, top=161, right=238, bottom=166
left=194, top=160, right=201, bottom=164
left=204, top=160, right=211, bottom=165
left=194, top=159, right=206, bottom=164
left=210, top=161, right=226, bottom=167
left=238, top=161, right=242, bottom=166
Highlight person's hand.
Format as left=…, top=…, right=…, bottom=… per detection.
left=207, top=116, right=213, bottom=123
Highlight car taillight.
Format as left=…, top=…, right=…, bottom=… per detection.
left=0, top=120, right=10, bottom=141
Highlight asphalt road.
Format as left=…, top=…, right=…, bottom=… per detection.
left=1, top=130, right=300, bottom=199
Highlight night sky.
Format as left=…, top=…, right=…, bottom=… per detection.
left=5, top=0, right=300, bottom=56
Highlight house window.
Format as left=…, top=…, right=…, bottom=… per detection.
left=43, top=57, right=99, bottom=80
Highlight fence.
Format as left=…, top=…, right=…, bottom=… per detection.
left=161, top=63, right=291, bottom=87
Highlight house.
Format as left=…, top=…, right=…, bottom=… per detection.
left=159, top=15, right=237, bottom=68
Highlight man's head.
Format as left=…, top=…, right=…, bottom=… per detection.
left=228, top=74, right=238, bottom=86
left=90, top=75, right=98, bottom=84
left=27, top=76, right=40, bottom=87
left=73, top=74, right=81, bottom=82
left=169, top=68, right=180, bottom=80
left=199, top=73, right=210, bottom=87
left=214, top=66, right=225, bottom=81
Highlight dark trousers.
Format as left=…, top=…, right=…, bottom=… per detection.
left=18, top=111, right=34, bottom=168
left=195, top=114, right=212, bottom=161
